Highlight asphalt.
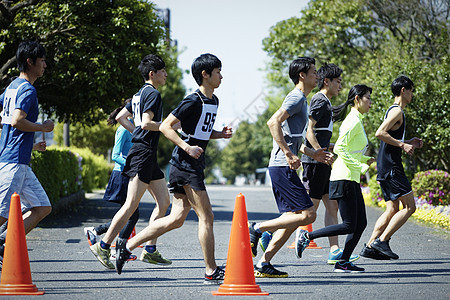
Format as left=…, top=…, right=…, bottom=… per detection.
left=2, top=185, right=449, bottom=299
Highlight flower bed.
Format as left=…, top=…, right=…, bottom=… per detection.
left=362, top=186, right=450, bottom=230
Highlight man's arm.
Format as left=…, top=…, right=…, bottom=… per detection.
left=160, top=113, right=204, bottom=159
left=116, top=107, right=135, bottom=133
left=210, top=126, right=232, bottom=139
left=267, top=108, right=300, bottom=169
left=375, top=107, right=414, bottom=155
left=305, top=116, right=321, bottom=150
left=12, top=109, right=54, bottom=133
left=140, top=110, right=160, bottom=132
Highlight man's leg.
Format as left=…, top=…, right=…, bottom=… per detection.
left=379, top=192, right=416, bottom=241
left=22, top=206, right=52, bottom=234
left=184, top=186, right=217, bottom=275
left=145, top=178, right=171, bottom=245
left=127, top=194, right=191, bottom=251
left=102, top=175, right=147, bottom=244
left=367, top=200, right=399, bottom=246
left=258, top=207, right=316, bottom=233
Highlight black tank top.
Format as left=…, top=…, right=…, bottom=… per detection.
left=376, top=105, right=405, bottom=180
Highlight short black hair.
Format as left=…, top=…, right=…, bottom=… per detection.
left=16, top=40, right=46, bottom=72
left=138, top=54, right=166, bottom=81
left=191, top=53, right=222, bottom=86
left=317, top=63, right=342, bottom=90
left=391, top=75, right=414, bottom=96
left=289, top=57, right=315, bottom=85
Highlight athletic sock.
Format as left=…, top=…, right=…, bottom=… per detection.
left=145, top=245, right=156, bottom=253
left=100, top=240, right=111, bottom=250
left=256, top=261, right=269, bottom=268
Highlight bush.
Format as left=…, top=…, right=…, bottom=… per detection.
left=368, top=174, right=384, bottom=206
left=31, top=148, right=81, bottom=205
left=411, top=170, right=449, bottom=206
left=68, top=147, right=112, bottom=192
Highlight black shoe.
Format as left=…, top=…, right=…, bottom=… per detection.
left=360, top=243, right=391, bottom=260
left=370, top=238, right=399, bottom=259
left=204, top=266, right=225, bottom=285
left=248, top=222, right=262, bottom=257
left=254, top=263, right=288, bottom=278
left=115, top=238, right=131, bottom=274
left=334, top=261, right=365, bottom=273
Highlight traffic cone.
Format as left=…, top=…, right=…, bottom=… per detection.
left=0, top=193, right=44, bottom=295
left=111, top=227, right=142, bottom=248
left=287, top=223, right=322, bottom=249
left=212, top=193, right=269, bottom=296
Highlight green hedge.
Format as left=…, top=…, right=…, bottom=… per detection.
left=30, top=146, right=111, bottom=205
left=63, top=147, right=111, bottom=193
left=31, top=148, right=81, bottom=205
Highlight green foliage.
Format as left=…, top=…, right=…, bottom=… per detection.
left=1, top=0, right=168, bottom=125
left=65, top=147, right=112, bottom=192
left=53, top=121, right=116, bottom=157
left=412, top=170, right=449, bottom=206
left=368, top=174, right=383, bottom=205
left=30, top=148, right=81, bottom=205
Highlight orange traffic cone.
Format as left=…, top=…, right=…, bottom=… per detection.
left=111, top=227, right=142, bottom=248
left=0, top=193, right=44, bottom=295
left=287, top=223, right=322, bottom=249
left=212, top=193, right=269, bottom=296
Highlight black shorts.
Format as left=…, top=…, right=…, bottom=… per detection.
left=379, top=167, right=412, bottom=201
left=302, top=163, right=331, bottom=199
left=122, top=144, right=164, bottom=184
left=103, top=170, right=129, bottom=204
left=329, top=180, right=362, bottom=202
left=168, top=164, right=206, bottom=195
left=269, top=166, right=313, bottom=213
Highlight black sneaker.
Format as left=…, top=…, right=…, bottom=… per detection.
left=360, top=243, right=391, bottom=260
left=115, top=238, right=131, bottom=274
left=248, top=222, right=262, bottom=257
left=334, top=261, right=365, bottom=273
left=295, top=229, right=310, bottom=259
left=254, top=263, right=288, bottom=278
left=370, top=238, right=399, bottom=259
left=204, top=266, right=225, bottom=285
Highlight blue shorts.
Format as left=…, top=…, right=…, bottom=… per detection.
left=103, top=170, right=129, bottom=204
left=0, top=163, right=51, bottom=219
left=268, top=166, right=313, bottom=213
left=379, top=167, right=412, bottom=201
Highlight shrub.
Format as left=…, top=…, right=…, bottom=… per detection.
left=68, top=147, right=112, bottom=192
left=411, top=170, right=449, bottom=206
left=368, top=174, right=383, bottom=205
left=31, top=148, right=81, bottom=205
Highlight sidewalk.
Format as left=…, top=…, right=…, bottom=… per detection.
left=4, top=185, right=450, bottom=299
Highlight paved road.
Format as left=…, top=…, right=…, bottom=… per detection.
left=3, top=185, right=450, bottom=299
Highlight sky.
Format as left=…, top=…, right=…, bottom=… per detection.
left=149, top=0, right=309, bottom=129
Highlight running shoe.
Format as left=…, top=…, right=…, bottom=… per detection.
left=248, top=222, right=262, bottom=257
left=111, top=250, right=137, bottom=262
left=83, top=227, right=98, bottom=247
left=295, top=229, right=310, bottom=258
left=360, top=243, right=391, bottom=260
left=327, top=248, right=360, bottom=264
left=204, top=266, right=225, bottom=285
left=334, top=261, right=365, bottom=273
left=259, top=231, right=273, bottom=253
left=370, top=238, right=399, bottom=259
left=115, top=238, right=132, bottom=274
left=89, top=242, right=115, bottom=269
left=140, top=249, right=172, bottom=265
left=254, top=263, right=288, bottom=278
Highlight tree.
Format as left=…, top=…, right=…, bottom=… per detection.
left=1, top=0, right=172, bottom=124
left=261, top=0, right=449, bottom=172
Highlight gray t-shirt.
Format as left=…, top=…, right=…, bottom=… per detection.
left=269, top=88, right=308, bottom=167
